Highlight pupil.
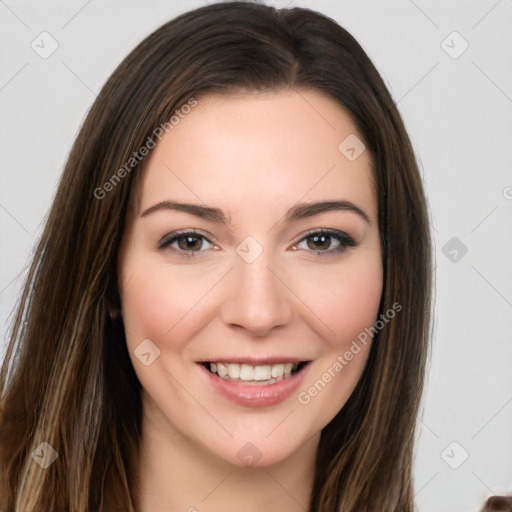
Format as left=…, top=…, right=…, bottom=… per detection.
left=179, top=236, right=201, bottom=251
left=308, top=234, right=330, bottom=251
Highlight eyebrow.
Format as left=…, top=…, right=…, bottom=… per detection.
left=140, top=199, right=371, bottom=225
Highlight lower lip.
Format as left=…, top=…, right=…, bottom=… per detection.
left=198, top=363, right=311, bottom=408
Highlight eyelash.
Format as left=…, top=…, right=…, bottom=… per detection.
left=157, top=228, right=356, bottom=259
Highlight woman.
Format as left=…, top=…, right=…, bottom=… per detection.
left=0, top=2, right=432, bottom=511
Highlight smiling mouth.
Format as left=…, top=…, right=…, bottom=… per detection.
left=200, top=361, right=310, bottom=385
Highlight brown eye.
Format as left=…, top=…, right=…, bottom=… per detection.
left=295, top=229, right=356, bottom=256
left=158, top=230, right=216, bottom=258
left=177, top=235, right=204, bottom=251
left=306, top=234, right=332, bottom=251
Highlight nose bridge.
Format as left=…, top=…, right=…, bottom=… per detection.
left=220, top=244, right=292, bottom=335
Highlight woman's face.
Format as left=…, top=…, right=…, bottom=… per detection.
left=118, top=89, right=383, bottom=467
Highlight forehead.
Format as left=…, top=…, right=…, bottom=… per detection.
left=136, top=89, right=375, bottom=218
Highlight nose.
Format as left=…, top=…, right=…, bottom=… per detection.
left=220, top=253, right=293, bottom=337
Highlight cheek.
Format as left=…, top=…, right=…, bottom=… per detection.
left=294, top=257, right=382, bottom=421
left=295, top=255, right=383, bottom=347
left=332, top=264, right=383, bottom=342
left=121, top=269, right=170, bottom=346
left=119, top=262, right=223, bottom=353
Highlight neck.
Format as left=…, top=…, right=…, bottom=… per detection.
left=138, top=392, right=319, bottom=512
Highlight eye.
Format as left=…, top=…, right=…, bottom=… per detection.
left=292, top=229, right=356, bottom=256
left=158, top=229, right=217, bottom=258
left=158, top=228, right=356, bottom=259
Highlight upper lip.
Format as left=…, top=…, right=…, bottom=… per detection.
left=197, top=356, right=311, bottom=365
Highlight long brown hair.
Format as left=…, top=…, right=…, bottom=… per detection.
left=0, top=2, right=432, bottom=510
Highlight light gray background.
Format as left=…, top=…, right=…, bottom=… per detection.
left=1, top=1, right=511, bottom=511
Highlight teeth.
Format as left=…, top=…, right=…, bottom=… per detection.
left=254, top=365, right=271, bottom=381
left=240, top=364, right=254, bottom=380
left=216, top=363, right=228, bottom=378
left=227, top=363, right=240, bottom=379
left=271, top=363, right=284, bottom=378
left=206, top=361, right=300, bottom=382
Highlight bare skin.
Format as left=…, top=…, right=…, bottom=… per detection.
left=118, top=89, right=383, bottom=511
